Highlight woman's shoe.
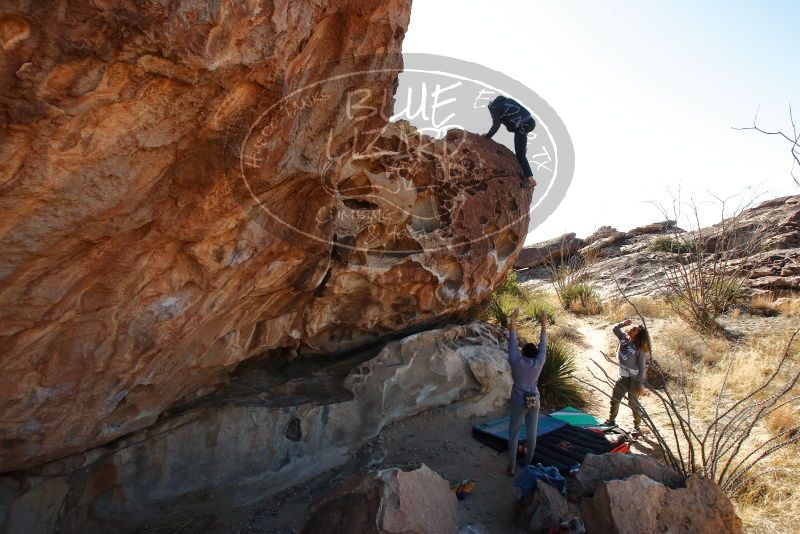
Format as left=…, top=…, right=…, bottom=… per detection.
left=507, top=466, right=516, bottom=477
left=601, top=419, right=616, bottom=427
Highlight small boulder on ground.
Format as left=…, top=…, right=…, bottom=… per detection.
left=580, top=473, right=743, bottom=534
left=568, top=453, right=686, bottom=499
left=301, top=463, right=458, bottom=534
left=517, top=479, right=570, bottom=532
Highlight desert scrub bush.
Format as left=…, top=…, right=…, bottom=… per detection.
left=663, top=275, right=746, bottom=332
left=650, top=192, right=767, bottom=332
left=547, top=253, right=603, bottom=314
left=536, top=337, right=586, bottom=407
left=496, top=270, right=526, bottom=299
left=648, top=235, right=696, bottom=254
left=559, top=282, right=602, bottom=314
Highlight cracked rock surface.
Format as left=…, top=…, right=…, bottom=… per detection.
left=0, top=0, right=531, bottom=472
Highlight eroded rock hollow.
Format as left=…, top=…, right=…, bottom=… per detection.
left=0, top=0, right=531, bottom=473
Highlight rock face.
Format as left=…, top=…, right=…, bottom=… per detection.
left=580, top=474, right=743, bottom=534
left=0, top=322, right=511, bottom=533
left=517, top=479, right=570, bottom=532
left=302, top=464, right=458, bottom=534
left=515, top=233, right=584, bottom=269
left=0, top=1, right=531, bottom=472
left=568, top=453, right=686, bottom=499
left=519, top=195, right=800, bottom=297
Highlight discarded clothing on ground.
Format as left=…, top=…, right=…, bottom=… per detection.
left=451, top=479, right=475, bottom=500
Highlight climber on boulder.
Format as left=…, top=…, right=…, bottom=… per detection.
left=483, top=95, right=537, bottom=189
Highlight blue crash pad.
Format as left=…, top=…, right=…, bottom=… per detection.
left=472, top=414, right=568, bottom=443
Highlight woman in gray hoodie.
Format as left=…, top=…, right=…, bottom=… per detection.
left=603, top=318, right=651, bottom=437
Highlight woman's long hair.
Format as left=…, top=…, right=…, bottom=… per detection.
left=632, top=325, right=651, bottom=353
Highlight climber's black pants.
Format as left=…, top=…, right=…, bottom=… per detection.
left=514, top=130, right=533, bottom=179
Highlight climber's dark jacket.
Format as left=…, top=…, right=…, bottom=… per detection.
left=484, top=95, right=535, bottom=138
left=484, top=95, right=536, bottom=178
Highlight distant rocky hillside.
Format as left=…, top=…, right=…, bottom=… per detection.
left=517, top=194, right=800, bottom=297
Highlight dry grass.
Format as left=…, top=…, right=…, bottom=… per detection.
left=550, top=320, right=589, bottom=347
left=734, top=444, right=800, bottom=534
left=605, top=296, right=673, bottom=323
left=593, top=309, right=799, bottom=532
left=766, top=406, right=797, bottom=436
left=649, top=325, right=800, bottom=532
left=776, top=297, right=800, bottom=317
left=773, top=295, right=800, bottom=317
left=738, top=294, right=800, bottom=319
left=659, top=321, right=730, bottom=365
left=567, top=294, right=603, bottom=315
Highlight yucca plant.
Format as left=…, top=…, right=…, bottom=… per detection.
left=497, top=271, right=526, bottom=299
left=487, top=296, right=510, bottom=329
left=536, top=338, right=586, bottom=407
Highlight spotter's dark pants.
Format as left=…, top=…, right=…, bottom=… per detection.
left=608, top=376, right=643, bottom=430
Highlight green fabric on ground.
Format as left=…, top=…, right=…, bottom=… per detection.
left=548, top=406, right=598, bottom=426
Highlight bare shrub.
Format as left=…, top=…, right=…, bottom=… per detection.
left=734, top=104, right=800, bottom=187
left=650, top=191, right=768, bottom=332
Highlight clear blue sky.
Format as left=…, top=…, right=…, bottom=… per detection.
left=402, top=0, right=800, bottom=242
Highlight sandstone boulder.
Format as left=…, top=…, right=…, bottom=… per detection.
left=0, top=0, right=531, bottom=472
left=583, top=226, right=622, bottom=247
left=515, top=233, right=584, bottom=269
left=301, top=464, right=458, bottom=534
left=580, top=229, right=627, bottom=259
left=628, top=220, right=678, bottom=236
left=580, top=474, right=743, bottom=534
left=569, top=453, right=685, bottom=499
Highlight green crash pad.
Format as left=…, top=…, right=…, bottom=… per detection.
left=548, top=406, right=599, bottom=427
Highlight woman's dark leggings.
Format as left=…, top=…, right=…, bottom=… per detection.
left=514, top=131, right=533, bottom=178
